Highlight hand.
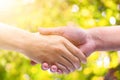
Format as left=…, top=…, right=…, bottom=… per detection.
left=39, top=26, right=96, bottom=56
left=38, top=26, right=96, bottom=73
left=23, top=32, right=86, bottom=74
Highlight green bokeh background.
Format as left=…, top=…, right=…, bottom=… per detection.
left=0, top=0, right=120, bottom=80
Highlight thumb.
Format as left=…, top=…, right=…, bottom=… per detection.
left=38, top=27, right=63, bottom=35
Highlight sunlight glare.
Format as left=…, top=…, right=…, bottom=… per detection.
left=0, top=0, right=16, bottom=11
left=22, top=0, right=35, bottom=5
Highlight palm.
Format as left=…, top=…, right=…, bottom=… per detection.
left=57, top=26, right=95, bottom=57
left=60, top=27, right=87, bottom=46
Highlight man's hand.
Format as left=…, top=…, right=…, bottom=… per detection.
left=38, top=25, right=120, bottom=74
left=38, top=26, right=96, bottom=73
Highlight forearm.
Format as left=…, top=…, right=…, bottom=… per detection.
left=0, top=23, right=32, bottom=53
left=89, top=26, right=120, bottom=51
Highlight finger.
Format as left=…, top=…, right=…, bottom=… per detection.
left=57, top=56, right=75, bottom=73
left=30, top=60, right=37, bottom=65
left=50, top=65, right=58, bottom=73
left=61, top=50, right=80, bottom=69
left=38, top=27, right=63, bottom=35
left=64, top=40, right=87, bottom=64
left=55, top=62, right=69, bottom=74
left=41, top=63, right=50, bottom=70
left=57, top=69, right=63, bottom=74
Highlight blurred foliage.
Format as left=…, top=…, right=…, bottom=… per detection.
left=0, top=0, right=120, bottom=80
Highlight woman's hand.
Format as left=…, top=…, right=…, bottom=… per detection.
left=23, top=33, right=86, bottom=74
left=0, top=23, right=86, bottom=74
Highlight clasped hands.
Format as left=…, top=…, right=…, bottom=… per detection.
left=0, top=23, right=119, bottom=74
left=29, top=26, right=96, bottom=74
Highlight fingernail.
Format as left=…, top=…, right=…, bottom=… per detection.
left=57, top=70, right=63, bottom=74
left=82, top=60, right=87, bottom=64
left=44, top=66, right=49, bottom=70
left=51, top=66, right=57, bottom=72
left=42, top=63, right=49, bottom=70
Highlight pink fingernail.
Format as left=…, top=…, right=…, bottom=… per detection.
left=57, top=70, right=63, bottom=74
left=82, top=60, right=87, bottom=64
left=42, top=63, right=49, bottom=70
left=51, top=65, right=57, bottom=72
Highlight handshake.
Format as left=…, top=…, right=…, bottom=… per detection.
left=31, top=26, right=96, bottom=74
left=0, top=23, right=120, bottom=74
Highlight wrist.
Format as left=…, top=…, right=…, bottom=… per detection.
left=88, top=28, right=103, bottom=51
left=20, top=32, right=43, bottom=55
left=15, top=31, right=34, bottom=53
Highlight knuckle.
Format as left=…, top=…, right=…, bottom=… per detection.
left=53, top=46, right=65, bottom=54
left=74, top=57, right=80, bottom=63
left=55, top=47, right=63, bottom=53
left=54, top=47, right=62, bottom=52
left=76, top=49, right=80, bottom=54
left=58, top=37, right=65, bottom=43
left=59, top=39, right=64, bottom=44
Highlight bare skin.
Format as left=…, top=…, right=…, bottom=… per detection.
left=0, top=23, right=86, bottom=74
left=38, top=25, right=120, bottom=73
